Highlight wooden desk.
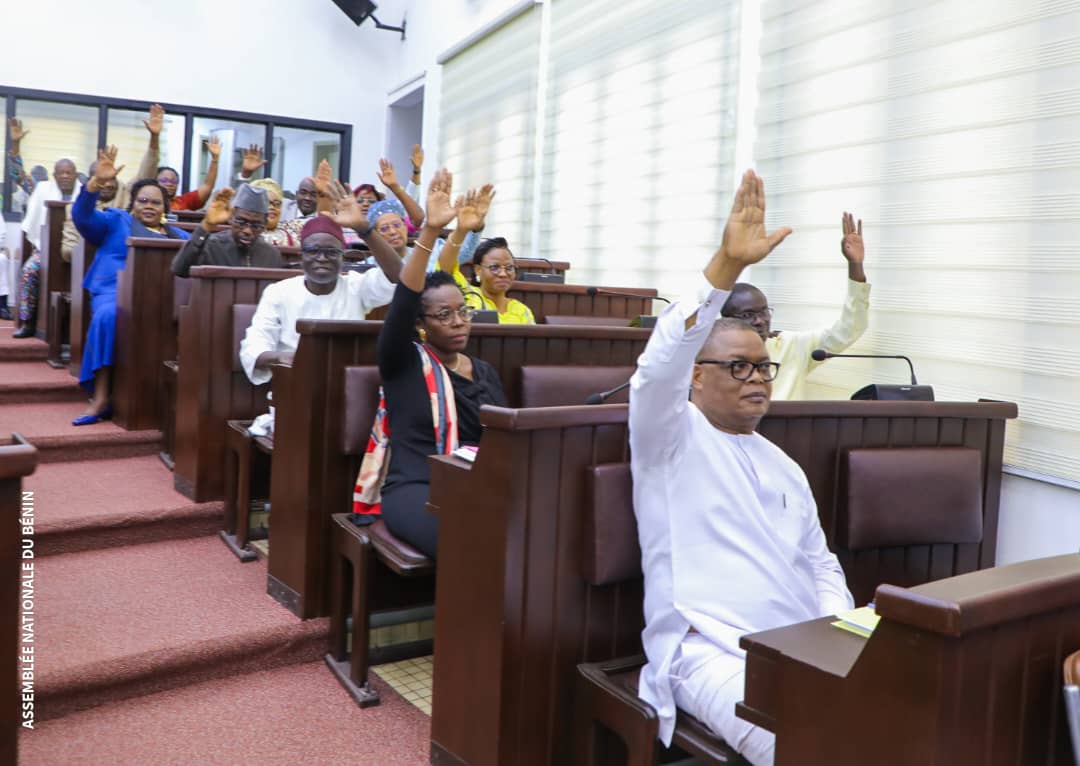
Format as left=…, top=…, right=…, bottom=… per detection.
left=506, top=281, right=655, bottom=323
left=739, top=554, right=1080, bottom=765
left=426, top=400, right=1016, bottom=766
left=113, top=237, right=186, bottom=430
left=1, top=435, right=39, bottom=765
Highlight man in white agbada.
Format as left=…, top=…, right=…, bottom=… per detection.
left=239, top=181, right=402, bottom=434
left=630, top=170, right=854, bottom=766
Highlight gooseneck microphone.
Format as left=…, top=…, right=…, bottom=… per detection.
left=526, top=255, right=560, bottom=275
left=584, top=380, right=632, bottom=405
left=586, top=287, right=672, bottom=304
left=811, top=349, right=918, bottom=386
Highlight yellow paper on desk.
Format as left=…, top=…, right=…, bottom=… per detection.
left=831, top=606, right=880, bottom=639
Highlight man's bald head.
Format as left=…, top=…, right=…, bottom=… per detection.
left=296, top=177, right=318, bottom=216
left=721, top=282, right=771, bottom=341
left=53, top=158, right=77, bottom=195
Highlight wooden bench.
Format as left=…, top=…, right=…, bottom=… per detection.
left=269, top=322, right=653, bottom=618
left=39, top=200, right=71, bottom=363
left=1, top=434, right=38, bottom=764
left=425, top=399, right=1016, bottom=766
left=505, top=282, right=655, bottom=323
left=69, top=238, right=98, bottom=378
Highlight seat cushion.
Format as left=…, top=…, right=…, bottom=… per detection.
left=840, top=447, right=983, bottom=551
left=518, top=365, right=636, bottom=408
left=584, top=463, right=641, bottom=586
left=368, top=519, right=434, bottom=574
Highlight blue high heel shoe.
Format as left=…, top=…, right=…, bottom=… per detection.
left=72, top=405, right=113, bottom=426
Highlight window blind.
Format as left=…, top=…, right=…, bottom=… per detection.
left=439, top=5, right=541, bottom=257
left=753, top=0, right=1080, bottom=480
left=537, top=0, right=742, bottom=298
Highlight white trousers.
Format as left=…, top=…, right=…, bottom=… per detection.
left=670, top=633, right=776, bottom=766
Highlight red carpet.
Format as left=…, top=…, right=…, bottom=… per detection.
left=21, top=662, right=431, bottom=766
left=6, top=329, right=431, bottom=762
left=27, top=456, right=222, bottom=555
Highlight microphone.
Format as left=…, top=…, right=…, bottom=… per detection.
left=462, top=289, right=499, bottom=324
left=586, top=287, right=671, bottom=304
left=585, top=380, right=631, bottom=405
left=811, top=349, right=934, bottom=401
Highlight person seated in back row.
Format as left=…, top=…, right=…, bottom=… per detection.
left=631, top=170, right=853, bottom=766
left=238, top=180, right=402, bottom=387
left=720, top=212, right=870, bottom=400
left=171, top=184, right=284, bottom=276
left=435, top=186, right=534, bottom=325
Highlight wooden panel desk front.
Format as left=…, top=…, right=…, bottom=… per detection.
left=68, top=238, right=98, bottom=378
left=37, top=200, right=70, bottom=347
left=1, top=436, right=39, bottom=766
left=505, top=282, right=655, bottom=323
left=739, top=554, right=1080, bottom=766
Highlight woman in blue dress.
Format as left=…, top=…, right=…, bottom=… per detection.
left=70, top=146, right=189, bottom=425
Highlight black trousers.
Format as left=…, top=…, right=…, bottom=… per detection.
left=380, top=481, right=439, bottom=560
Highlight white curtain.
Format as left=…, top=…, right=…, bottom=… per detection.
left=752, top=0, right=1080, bottom=481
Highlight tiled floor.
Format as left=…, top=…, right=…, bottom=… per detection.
left=373, top=655, right=434, bottom=715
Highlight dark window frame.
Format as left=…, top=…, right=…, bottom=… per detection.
left=1, top=85, right=352, bottom=221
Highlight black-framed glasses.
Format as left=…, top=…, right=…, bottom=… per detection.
left=727, top=307, right=773, bottom=322
left=231, top=217, right=266, bottom=232
left=423, top=306, right=477, bottom=325
left=483, top=263, right=517, bottom=276
left=301, top=247, right=344, bottom=260
left=696, top=359, right=781, bottom=382
left=134, top=196, right=164, bottom=207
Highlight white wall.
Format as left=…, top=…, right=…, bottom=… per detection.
left=0, top=0, right=401, bottom=184
left=996, top=474, right=1080, bottom=565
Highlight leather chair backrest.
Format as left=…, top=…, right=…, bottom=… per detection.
left=840, top=447, right=983, bottom=551
left=341, top=366, right=383, bottom=456
left=232, top=304, right=257, bottom=373
left=518, top=365, right=636, bottom=408
left=584, top=463, right=641, bottom=586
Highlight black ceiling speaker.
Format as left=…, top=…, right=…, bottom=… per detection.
left=331, top=0, right=406, bottom=39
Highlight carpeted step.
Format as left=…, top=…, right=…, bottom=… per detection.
left=0, top=335, right=49, bottom=362
left=35, top=536, right=330, bottom=721
left=0, top=361, right=85, bottom=404
left=0, top=401, right=162, bottom=462
left=26, top=455, right=223, bottom=555
left=20, top=661, right=431, bottom=766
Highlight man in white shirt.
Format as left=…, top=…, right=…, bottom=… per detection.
left=239, top=183, right=402, bottom=386
left=630, top=170, right=853, bottom=766
left=721, top=212, right=870, bottom=400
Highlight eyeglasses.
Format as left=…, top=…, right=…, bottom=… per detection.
left=301, top=247, right=344, bottom=259
left=696, top=359, right=781, bottom=382
left=134, top=196, right=164, bottom=207
left=378, top=221, right=405, bottom=235
left=423, top=306, right=477, bottom=325
left=357, top=197, right=378, bottom=205
left=727, top=307, right=773, bottom=322
left=231, top=217, right=266, bottom=232
left=483, top=263, right=517, bottom=276
left=156, top=176, right=177, bottom=185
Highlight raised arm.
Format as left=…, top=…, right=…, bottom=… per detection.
left=439, top=184, right=494, bottom=273
left=135, top=104, right=165, bottom=182
left=630, top=170, right=792, bottom=462
left=7, top=118, right=32, bottom=195
left=312, top=159, right=336, bottom=215
left=378, top=158, right=425, bottom=227
left=74, top=147, right=126, bottom=244
left=322, top=180, right=402, bottom=284
left=802, top=211, right=870, bottom=358
left=237, top=144, right=269, bottom=184
left=171, top=187, right=233, bottom=277
left=192, top=137, right=222, bottom=207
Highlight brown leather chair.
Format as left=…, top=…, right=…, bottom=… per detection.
left=1066, top=649, right=1080, bottom=765
left=519, top=365, right=636, bottom=407
left=572, top=463, right=746, bottom=765
left=325, top=366, right=436, bottom=707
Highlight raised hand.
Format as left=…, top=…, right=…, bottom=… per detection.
left=144, top=104, right=165, bottom=136
left=206, top=136, right=222, bottom=161
left=8, top=117, right=29, bottom=145
left=320, top=180, right=368, bottom=231
left=241, top=144, right=267, bottom=177
left=706, top=170, right=792, bottom=289
left=204, top=187, right=234, bottom=227
left=411, top=144, right=424, bottom=172
left=92, top=146, right=125, bottom=183
left=377, top=158, right=399, bottom=189
left=456, top=184, right=495, bottom=232
left=424, top=168, right=458, bottom=230
left=840, top=211, right=864, bottom=264
left=313, top=159, right=333, bottom=197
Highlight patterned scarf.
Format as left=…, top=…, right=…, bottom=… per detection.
left=351, top=343, right=459, bottom=520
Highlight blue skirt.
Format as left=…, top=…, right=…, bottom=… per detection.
left=79, top=288, right=117, bottom=392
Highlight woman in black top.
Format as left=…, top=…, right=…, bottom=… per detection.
left=377, top=169, right=506, bottom=559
